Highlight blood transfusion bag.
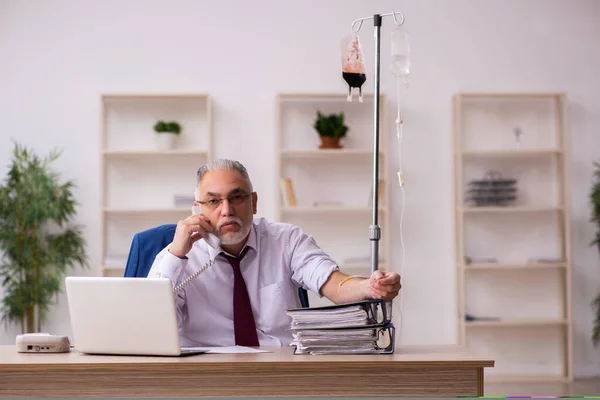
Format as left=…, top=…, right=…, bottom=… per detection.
left=341, top=34, right=367, bottom=102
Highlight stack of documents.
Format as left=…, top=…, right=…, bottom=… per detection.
left=286, top=299, right=395, bottom=355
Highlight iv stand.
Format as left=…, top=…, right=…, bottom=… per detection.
left=351, top=12, right=404, bottom=276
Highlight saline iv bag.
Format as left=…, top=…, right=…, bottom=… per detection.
left=390, top=27, right=410, bottom=88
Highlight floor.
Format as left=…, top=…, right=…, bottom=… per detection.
left=485, top=378, right=600, bottom=397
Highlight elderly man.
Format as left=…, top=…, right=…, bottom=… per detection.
left=148, top=158, right=401, bottom=347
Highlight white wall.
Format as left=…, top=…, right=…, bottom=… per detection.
left=0, top=0, right=599, bottom=377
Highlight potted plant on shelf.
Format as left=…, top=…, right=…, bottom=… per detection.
left=590, top=161, right=600, bottom=346
left=313, top=111, right=348, bottom=149
left=0, top=143, right=90, bottom=334
left=154, top=120, right=182, bottom=150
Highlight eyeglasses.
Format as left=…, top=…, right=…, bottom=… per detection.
left=198, top=192, right=254, bottom=210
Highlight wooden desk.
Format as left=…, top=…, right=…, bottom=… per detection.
left=0, top=344, right=493, bottom=397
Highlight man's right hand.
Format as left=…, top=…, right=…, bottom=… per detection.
left=168, top=215, right=216, bottom=259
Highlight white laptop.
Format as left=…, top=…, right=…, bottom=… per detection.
left=65, top=276, right=206, bottom=357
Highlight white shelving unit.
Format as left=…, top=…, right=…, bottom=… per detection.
left=275, top=93, right=389, bottom=308
left=100, top=94, right=213, bottom=277
left=453, top=93, right=573, bottom=382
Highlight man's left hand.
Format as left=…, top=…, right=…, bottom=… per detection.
left=366, top=270, right=401, bottom=301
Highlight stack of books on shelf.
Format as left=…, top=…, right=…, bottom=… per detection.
left=286, top=299, right=395, bottom=355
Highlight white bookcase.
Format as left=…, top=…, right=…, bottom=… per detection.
left=275, top=93, right=390, bottom=308
left=100, top=94, right=213, bottom=277
left=453, top=93, right=573, bottom=382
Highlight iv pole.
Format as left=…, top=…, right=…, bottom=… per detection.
left=350, top=12, right=405, bottom=275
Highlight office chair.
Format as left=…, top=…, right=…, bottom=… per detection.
left=124, top=224, right=310, bottom=308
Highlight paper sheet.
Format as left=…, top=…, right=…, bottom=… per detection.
left=184, top=346, right=270, bottom=354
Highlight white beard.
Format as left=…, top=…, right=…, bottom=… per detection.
left=217, top=216, right=252, bottom=245
left=219, top=223, right=251, bottom=245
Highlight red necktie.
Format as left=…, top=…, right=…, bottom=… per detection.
left=222, top=247, right=259, bottom=346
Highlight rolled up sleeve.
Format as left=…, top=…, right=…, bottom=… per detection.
left=289, top=227, right=339, bottom=297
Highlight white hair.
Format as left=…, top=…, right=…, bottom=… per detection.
left=195, top=158, right=254, bottom=200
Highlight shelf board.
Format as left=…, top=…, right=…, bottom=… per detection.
left=277, top=93, right=378, bottom=101
left=462, top=263, right=566, bottom=271
left=461, top=206, right=561, bottom=213
left=103, top=150, right=209, bottom=157
left=102, top=93, right=210, bottom=100
left=465, top=318, right=568, bottom=328
left=460, top=149, right=561, bottom=158
left=484, top=374, right=571, bottom=383
left=103, top=265, right=125, bottom=271
left=281, top=149, right=382, bottom=158
left=104, top=208, right=190, bottom=214
left=455, top=92, right=564, bottom=99
left=281, top=206, right=385, bottom=214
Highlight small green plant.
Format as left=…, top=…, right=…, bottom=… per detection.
left=153, top=120, right=182, bottom=135
left=313, top=111, right=348, bottom=138
left=0, top=143, right=89, bottom=333
left=590, top=161, right=600, bottom=346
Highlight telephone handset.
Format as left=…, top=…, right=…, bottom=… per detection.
left=172, top=206, right=220, bottom=294
left=191, top=205, right=221, bottom=249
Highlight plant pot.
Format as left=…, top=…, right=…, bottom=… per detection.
left=156, top=133, right=176, bottom=150
left=319, top=137, right=342, bottom=149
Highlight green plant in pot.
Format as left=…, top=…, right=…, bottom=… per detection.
left=0, top=143, right=89, bottom=333
left=154, top=120, right=182, bottom=150
left=590, top=161, right=600, bottom=346
left=313, top=111, right=349, bottom=149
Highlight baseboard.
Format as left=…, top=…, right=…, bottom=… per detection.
left=574, top=364, right=600, bottom=379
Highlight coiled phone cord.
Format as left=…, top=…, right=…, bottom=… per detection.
left=172, top=259, right=215, bottom=294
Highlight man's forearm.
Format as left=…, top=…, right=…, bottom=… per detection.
left=320, top=271, right=371, bottom=304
